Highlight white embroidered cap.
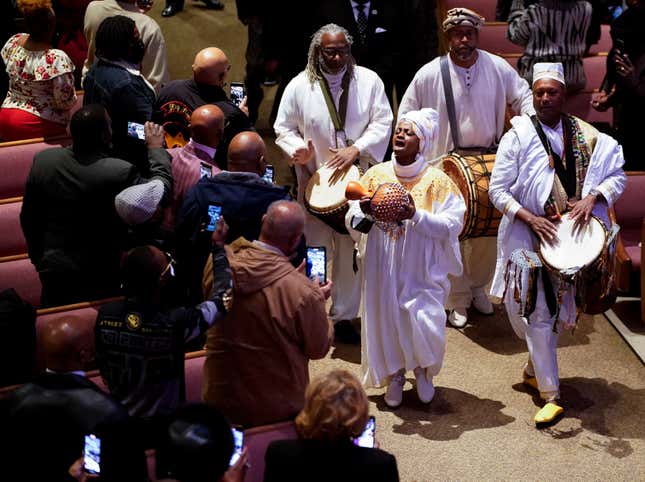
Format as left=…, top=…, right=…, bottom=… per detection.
left=533, top=62, right=565, bottom=86
left=115, top=179, right=164, bottom=226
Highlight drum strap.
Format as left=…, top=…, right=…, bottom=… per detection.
left=440, top=55, right=461, bottom=152
left=318, top=71, right=351, bottom=142
left=541, top=266, right=558, bottom=319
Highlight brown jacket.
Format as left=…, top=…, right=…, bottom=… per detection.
left=202, top=238, right=332, bottom=427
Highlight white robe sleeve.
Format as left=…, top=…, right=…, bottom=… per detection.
left=273, top=78, right=307, bottom=158
left=502, top=61, right=534, bottom=116
left=489, top=129, right=523, bottom=222
left=351, top=77, right=393, bottom=164
left=582, top=133, right=627, bottom=207
left=409, top=193, right=464, bottom=241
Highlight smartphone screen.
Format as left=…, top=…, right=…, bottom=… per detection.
left=230, top=82, right=245, bottom=107
left=262, top=165, right=274, bottom=183
left=306, top=247, right=326, bottom=284
left=206, top=204, right=223, bottom=232
left=83, top=434, right=101, bottom=475
left=229, top=427, right=244, bottom=467
left=353, top=416, right=375, bottom=448
left=127, top=121, right=145, bottom=140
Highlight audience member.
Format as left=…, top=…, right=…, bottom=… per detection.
left=155, top=404, right=248, bottom=482
left=162, top=0, right=223, bottom=17
left=592, top=0, right=645, bottom=170
left=53, top=0, right=93, bottom=88
left=20, top=104, right=171, bottom=307
left=202, top=200, right=332, bottom=428
left=94, top=222, right=232, bottom=425
left=0, top=315, right=144, bottom=481
left=508, top=0, right=592, bottom=92
left=155, top=47, right=254, bottom=168
left=0, top=0, right=76, bottom=141
left=0, top=1, right=17, bottom=102
left=164, top=104, right=225, bottom=231
left=83, top=15, right=156, bottom=166
left=264, top=369, right=399, bottom=482
left=83, top=0, right=169, bottom=89
left=176, top=131, right=293, bottom=303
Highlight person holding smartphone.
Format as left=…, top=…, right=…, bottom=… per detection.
left=346, top=109, right=465, bottom=408
left=264, top=370, right=399, bottom=482
left=591, top=0, right=645, bottom=171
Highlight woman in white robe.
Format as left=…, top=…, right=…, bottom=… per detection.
left=347, top=109, right=465, bottom=408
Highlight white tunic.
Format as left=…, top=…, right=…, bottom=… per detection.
left=274, top=66, right=393, bottom=202
left=489, top=114, right=627, bottom=322
left=347, top=159, right=465, bottom=388
left=398, top=50, right=534, bottom=161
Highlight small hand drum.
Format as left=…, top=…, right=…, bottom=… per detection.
left=346, top=181, right=410, bottom=224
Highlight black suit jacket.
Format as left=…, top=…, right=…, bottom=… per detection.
left=0, top=373, right=143, bottom=481
left=264, top=439, right=399, bottom=482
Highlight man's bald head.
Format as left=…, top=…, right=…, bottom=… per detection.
left=190, top=104, right=225, bottom=148
left=40, top=316, right=95, bottom=372
left=192, top=47, right=230, bottom=87
left=228, top=131, right=267, bottom=175
left=259, top=201, right=305, bottom=255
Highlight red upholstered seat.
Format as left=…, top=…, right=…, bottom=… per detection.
left=0, top=136, right=71, bottom=198
left=0, top=200, right=26, bottom=257
left=565, top=92, right=613, bottom=125
left=185, top=353, right=206, bottom=402
left=444, top=0, right=497, bottom=21
left=244, top=421, right=298, bottom=482
left=503, top=54, right=520, bottom=70
left=478, top=22, right=523, bottom=55
left=583, top=54, right=608, bottom=91
left=588, top=24, right=612, bottom=55
left=0, top=256, right=41, bottom=307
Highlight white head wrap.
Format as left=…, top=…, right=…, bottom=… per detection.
left=532, top=62, right=566, bottom=86
left=115, top=179, right=164, bottom=226
left=398, top=108, right=440, bottom=162
left=442, top=8, right=485, bottom=32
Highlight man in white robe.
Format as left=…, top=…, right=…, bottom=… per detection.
left=489, top=63, right=626, bottom=425
left=346, top=108, right=465, bottom=408
left=274, top=23, right=393, bottom=343
left=398, top=7, right=535, bottom=328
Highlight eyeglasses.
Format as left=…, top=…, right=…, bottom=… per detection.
left=160, top=252, right=176, bottom=279
left=321, top=46, right=350, bottom=57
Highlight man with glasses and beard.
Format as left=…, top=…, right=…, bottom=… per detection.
left=274, top=23, right=392, bottom=344
left=399, top=7, right=534, bottom=329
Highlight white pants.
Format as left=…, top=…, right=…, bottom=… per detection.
left=505, top=281, right=560, bottom=400
left=305, top=212, right=362, bottom=322
left=447, top=236, right=498, bottom=310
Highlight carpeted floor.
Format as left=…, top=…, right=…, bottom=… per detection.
left=151, top=2, right=645, bottom=479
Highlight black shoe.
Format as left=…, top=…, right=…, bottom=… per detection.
left=162, top=3, right=182, bottom=16
left=201, top=0, right=224, bottom=9
left=334, top=320, right=360, bottom=345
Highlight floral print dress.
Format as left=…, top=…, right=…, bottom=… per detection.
left=1, top=33, right=77, bottom=125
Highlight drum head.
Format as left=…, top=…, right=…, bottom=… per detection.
left=305, top=165, right=361, bottom=213
left=539, top=213, right=606, bottom=271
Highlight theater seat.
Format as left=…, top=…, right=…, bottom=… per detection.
left=0, top=255, right=40, bottom=308
left=443, top=0, right=497, bottom=21
left=565, top=92, right=613, bottom=125
left=583, top=54, right=608, bottom=91
left=588, top=24, right=612, bottom=55
left=0, top=199, right=26, bottom=257
left=244, top=421, right=298, bottom=482
left=0, top=136, right=71, bottom=198
left=185, top=351, right=206, bottom=402
left=478, top=22, right=523, bottom=55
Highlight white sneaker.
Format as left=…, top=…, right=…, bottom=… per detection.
left=472, top=293, right=494, bottom=315
left=384, top=372, right=406, bottom=408
left=448, top=308, right=468, bottom=328
left=414, top=367, right=435, bottom=403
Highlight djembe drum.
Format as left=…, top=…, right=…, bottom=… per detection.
left=441, top=153, right=501, bottom=240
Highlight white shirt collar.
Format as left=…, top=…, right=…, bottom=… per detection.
left=253, top=240, right=286, bottom=257
left=189, top=139, right=217, bottom=160
left=350, top=1, right=371, bottom=12
left=97, top=57, right=156, bottom=94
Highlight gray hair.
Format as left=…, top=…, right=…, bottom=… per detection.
left=305, top=23, right=355, bottom=83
